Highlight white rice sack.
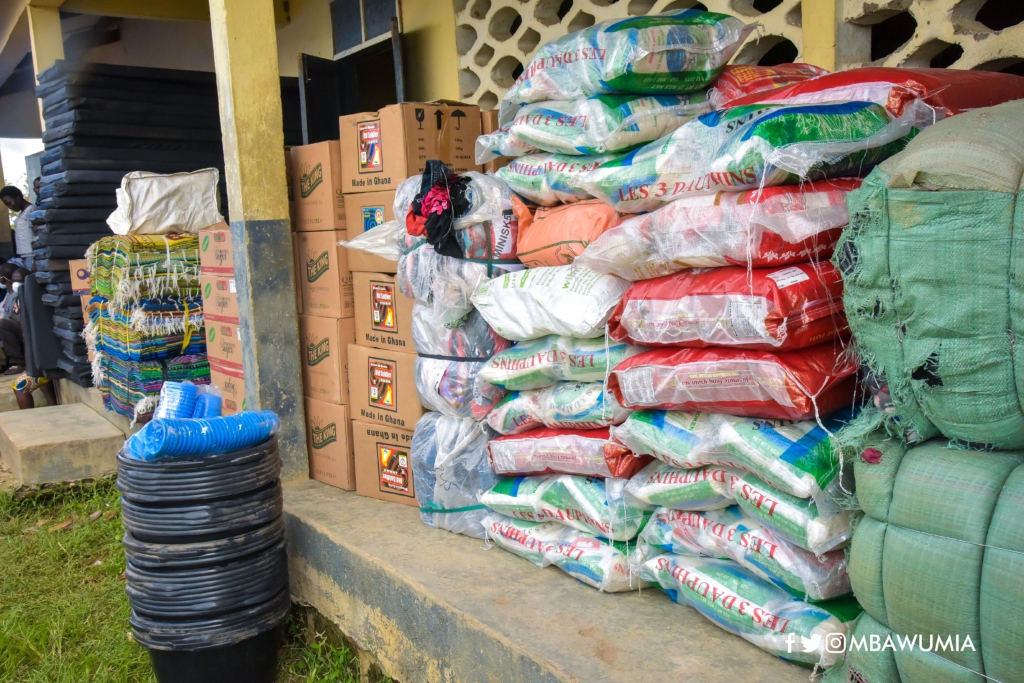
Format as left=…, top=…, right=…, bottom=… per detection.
left=411, top=413, right=498, bottom=539
left=477, top=93, right=711, bottom=162
left=478, top=475, right=552, bottom=521
left=639, top=554, right=858, bottom=668
left=625, top=461, right=740, bottom=511
left=610, top=410, right=846, bottom=505
left=472, top=265, right=630, bottom=341
left=486, top=381, right=630, bottom=434
left=478, top=334, right=647, bottom=391
left=639, top=506, right=852, bottom=601
left=498, top=10, right=753, bottom=123
left=497, top=153, right=612, bottom=206
left=483, top=513, right=645, bottom=592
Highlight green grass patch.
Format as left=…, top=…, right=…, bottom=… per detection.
left=0, top=480, right=381, bottom=683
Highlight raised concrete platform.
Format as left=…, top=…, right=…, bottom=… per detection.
left=285, top=480, right=808, bottom=683
left=0, top=403, right=125, bottom=487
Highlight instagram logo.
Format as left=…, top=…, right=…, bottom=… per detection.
left=826, top=633, right=847, bottom=654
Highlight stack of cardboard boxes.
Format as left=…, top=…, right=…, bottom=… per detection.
left=199, top=222, right=247, bottom=415
left=290, top=100, right=482, bottom=506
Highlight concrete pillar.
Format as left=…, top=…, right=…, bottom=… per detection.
left=208, top=0, right=307, bottom=480
left=801, top=0, right=838, bottom=71
left=27, top=3, right=64, bottom=127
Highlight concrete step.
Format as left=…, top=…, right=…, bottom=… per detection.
left=284, top=480, right=808, bottom=683
left=0, top=403, right=125, bottom=488
left=0, top=387, right=49, bottom=412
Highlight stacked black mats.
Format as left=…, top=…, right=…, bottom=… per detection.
left=117, top=437, right=288, bottom=683
left=30, top=62, right=225, bottom=387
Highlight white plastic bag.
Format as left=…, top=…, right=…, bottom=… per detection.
left=472, top=265, right=630, bottom=341
left=107, top=169, right=223, bottom=235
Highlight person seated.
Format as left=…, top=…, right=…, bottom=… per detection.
left=0, top=264, right=26, bottom=375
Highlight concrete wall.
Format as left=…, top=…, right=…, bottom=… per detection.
left=82, top=18, right=215, bottom=71
left=274, top=0, right=334, bottom=78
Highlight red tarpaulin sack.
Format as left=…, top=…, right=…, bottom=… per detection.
left=608, top=342, right=858, bottom=420
left=488, top=427, right=651, bottom=479
left=607, top=262, right=846, bottom=351
left=724, top=67, right=1024, bottom=118
left=709, top=63, right=829, bottom=110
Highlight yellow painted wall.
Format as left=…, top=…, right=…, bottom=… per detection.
left=400, top=0, right=459, bottom=102
left=275, top=0, right=333, bottom=78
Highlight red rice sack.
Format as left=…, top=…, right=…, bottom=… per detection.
left=607, top=342, right=857, bottom=420
left=709, top=63, right=828, bottom=110
left=488, top=427, right=651, bottom=479
left=607, top=262, right=846, bottom=351
left=724, top=67, right=1024, bottom=118
left=575, top=179, right=859, bottom=281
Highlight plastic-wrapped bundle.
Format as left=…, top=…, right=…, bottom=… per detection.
left=708, top=63, right=829, bottom=110
left=153, top=381, right=198, bottom=420
left=611, top=410, right=845, bottom=503
left=487, top=427, right=650, bottom=478
left=625, top=461, right=739, bottom=511
left=477, top=93, right=710, bottom=162
left=733, top=474, right=854, bottom=555
left=498, top=9, right=753, bottom=123
left=486, top=381, right=631, bottom=434
left=514, top=199, right=625, bottom=269
left=124, top=411, right=280, bottom=461
left=414, top=357, right=506, bottom=421
left=639, top=507, right=851, bottom=601
left=191, top=386, right=222, bottom=418
left=479, top=475, right=651, bottom=541
left=580, top=100, right=930, bottom=213
left=576, top=180, right=857, bottom=281
left=497, top=153, right=612, bottom=206
left=722, top=66, right=1024, bottom=118
left=472, top=265, right=630, bottom=341
left=411, top=412, right=497, bottom=539
left=639, top=554, right=860, bottom=668
left=412, top=303, right=510, bottom=360
left=399, top=245, right=521, bottom=328
left=482, top=513, right=643, bottom=592
left=608, top=263, right=847, bottom=351
left=608, top=342, right=858, bottom=421
left=479, top=334, right=646, bottom=391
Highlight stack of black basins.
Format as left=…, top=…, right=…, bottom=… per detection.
left=117, top=436, right=289, bottom=683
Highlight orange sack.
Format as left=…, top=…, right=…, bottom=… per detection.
left=514, top=197, right=625, bottom=268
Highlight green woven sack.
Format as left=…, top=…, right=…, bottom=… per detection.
left=836, top=99, right=1024, bottom=449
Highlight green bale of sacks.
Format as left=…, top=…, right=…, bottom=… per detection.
left=823, top=432, right=1024, bottom=682
left=836, top=99, right=1024, bottom=449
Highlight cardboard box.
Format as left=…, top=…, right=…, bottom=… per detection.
left=352, top=271, right=414, bottom=351
left=343, top=189, right=398, bottom=273
left=206, top=319, right=244, bottom=367
left=296, top=230, right=353, bottom=319
left=348, top=343, right=423, bottom=430
left=305, top=398, right=355, bottom=490
left=210, top=359, right=246, bottom=415
left=352, top=420, right=416, bottom=506
left=299, top=314, right=355, bottom=405
left=70, top=259, right=91, bottom=295
left=285, top=147, right=296, bottom=226
left=199, top=222, right=234, bottom=274
left=480, top=109, right=513, bottom=174
left=291, top=141, right=346, bottom=231
left=293, top=237, right=303, bottom=314
left=200, top=271, right=239, bottom=323
left=340, top=101, right=481, bottom=194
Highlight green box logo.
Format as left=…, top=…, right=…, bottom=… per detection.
left=300, top=162, right=323, bottom=198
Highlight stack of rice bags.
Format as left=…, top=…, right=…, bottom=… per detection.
left=398, top=166, right=523, bottom=540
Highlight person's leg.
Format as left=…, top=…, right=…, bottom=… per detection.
left=13, top=374, right=34, bottom=409
left=0, top=319, right=25, bottom=370
left=38, top=378, right=56, bottom=406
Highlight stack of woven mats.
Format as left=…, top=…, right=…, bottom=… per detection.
left=86, top=234, right=209, bottom=420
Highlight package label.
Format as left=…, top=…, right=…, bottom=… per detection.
left=358, top=120, right=383, bottom=172
left=378, top=443, right=412, bottom=495
left=362, top=205, right=386, bottom=232
left=370, top=281, right=398, bottom=333
left=369, top=358, right=396, bottom=410
left=305, top=249, right=331, bottom=283
left=300, top=161, right=324, bottom=198
left=310, top=419, right=338, bottom=449
left=306, top=335, right=330, bottom=367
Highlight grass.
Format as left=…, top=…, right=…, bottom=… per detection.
left=0, top=479, right=378, bottom=683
